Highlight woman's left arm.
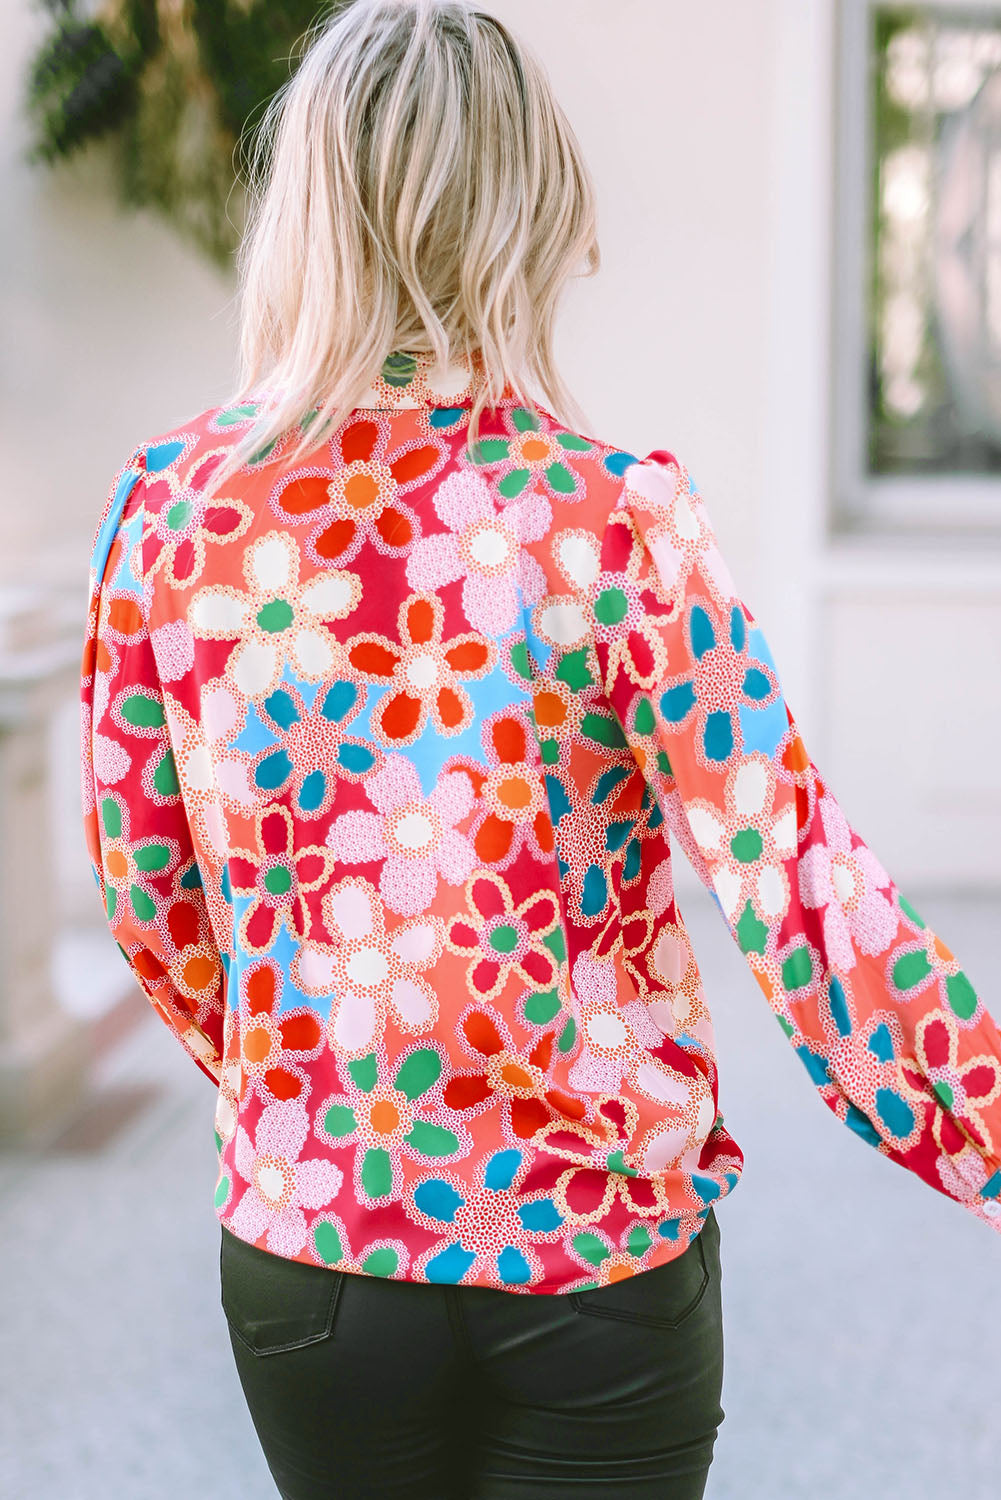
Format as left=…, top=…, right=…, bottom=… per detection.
left=81, top=446, right=226, bottom=1084
left=594, top=448, right=1001, bottom=1232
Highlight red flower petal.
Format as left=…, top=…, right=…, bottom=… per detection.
left=436, top=685, right=466, bottom=731
left=173, top=538, right=197, bottom=582
left=390, top=444, right=439, bottom=484
left=628, top=630, right=656, bottom=678
left=316, top=517, right=357, bottom=560
left=342, top=420, right=378, bottom=465
left=921, top=1018, right=952, bottom=1069
left=260, top=810, right=290, bottom=857
left=246, top=965, right=277, bottom=1016
left=444, top=637, right=491, bottom=674
left=463, top=1009, right=504, bottom=1056
left=349, top=639, right=400, bottom=678
left=265, top=1067, right=304, bottom=1101
left=405, top=597, right=437, bottom=646
left=228, top=856, right=259, bottom=890
left=470, top=875, right=507, bottom=921
left=563, top=1167, right=608, bottom=1215
left=533, top=809, right=556, bottom=855
left=471, top=956, right=501, bottom=996
left=511, top=1097, right=551, bottom=1138
left=375, top=506, right=414, bottom=549
left=379, top=691, right=423, bottom=741
left=475, top=813, right=514, bottom=865
left=203, top=505, right=243, bottom=537
left=279, top=1012, right=323, bottom=1051
left=491, top=715, right=527, bottom=764
left=167, top=899, right=200, bottom=950
left=544, top=1089, right=587, bottom=1121
left=520, top=948, right=555, bottom=986
left=962, top=1063, right=1000, bottom=1100
left=522, top=893, right=558, bottom=935
left=448, top=919, right=479, bottom=952
left=246, top=902, right=279, bottom=951
left=276, top=475, right=329, bottom=517
left=443, top=1073, right=492, bottom=1109
left=529, top=1033, right=554, bottom=1070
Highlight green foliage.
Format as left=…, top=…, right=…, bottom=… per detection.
left=24, top=0, right=345, bottom=266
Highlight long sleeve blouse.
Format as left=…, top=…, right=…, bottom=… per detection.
left=80, top=350, right=1001, bottom=1293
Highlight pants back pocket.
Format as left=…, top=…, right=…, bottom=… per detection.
left=569, top=1209, right=716, bottom=1329
left=220, top=1226, right=344, bottom=1357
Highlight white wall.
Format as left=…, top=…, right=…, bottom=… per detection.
left=2, top=0, right=998, bottom=890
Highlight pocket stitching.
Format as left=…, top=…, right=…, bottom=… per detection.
left=221, top=1235, right=345, bottom=1358
left=569, top=1229, right=710, bottom=1329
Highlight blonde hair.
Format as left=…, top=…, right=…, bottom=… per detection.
left=204, top=0, right=599, bottom=494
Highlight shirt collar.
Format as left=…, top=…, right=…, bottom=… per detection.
left=358, top=349, right=495, bottom=410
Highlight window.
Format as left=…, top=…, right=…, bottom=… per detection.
left=835, top=1, right=1001, bottom=532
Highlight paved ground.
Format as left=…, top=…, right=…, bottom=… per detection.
left=2, top=886, right=1000, bottom=1500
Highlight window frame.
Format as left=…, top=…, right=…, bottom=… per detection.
left=833, top=0, right=1001, bottom=538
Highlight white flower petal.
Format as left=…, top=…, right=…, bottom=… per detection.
left=190, top=590, right=249, bottom=634
left=301, top=572, right=358, bottom=619
left=231, top=637, right=277, bottom=698
left=250, top=533, right=295, bottom=592
left=733, top=758, right=769, bottom=818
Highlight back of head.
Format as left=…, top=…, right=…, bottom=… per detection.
left=217, top=0, right=599, bottom=485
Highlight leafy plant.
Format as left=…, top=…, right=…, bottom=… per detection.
left=25, top=0, right=345, bottom=265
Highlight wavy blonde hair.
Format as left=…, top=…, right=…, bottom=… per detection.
left=206, top=0, right=600, bottom=493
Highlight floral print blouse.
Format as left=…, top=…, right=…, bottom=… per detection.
left=80, top=350, right=1001, bottom=1293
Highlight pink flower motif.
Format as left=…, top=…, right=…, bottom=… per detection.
left=798, top=793, right=897, bottom=970
left=405, top=469, right=549, bottom=636
left=326, top=753, right=476, bottom=916
left=230, top=1099, right=343, bottom=1257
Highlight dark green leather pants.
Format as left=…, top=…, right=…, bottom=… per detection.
left=221, top=1206, right=724, bottom=1499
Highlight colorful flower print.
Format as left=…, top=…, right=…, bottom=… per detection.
left=96, top=791, right=179, bottom=927
left=623, top=454, right=737, bottom=605
left=655, top=596, right=780, bottom=767
left=797, top=790, right=897, bottom=970
left=604, top=906, right=711, bottom=1049
left=307, top=1211, right=411, bottom=1278
left=885, top=896, right=983, bottom=1024
left=346, top=592, right=494, bottom=746
left=292, top=877, right=444, bottom=1057
left=567, top=1213, right=707, bottom=1292
left=250, top=678, right=378, bottom=819
left=162, top=688, right=255, bottom=862
left=228, top=804, right=336, bottom=956
left=906, top=1011, right=1001, bottom=1156
left=189, top=531, right=361, bottom=699
left=236, top=960, right=324, bottom=1105
left=83, top=357, right=1001, bottom=1298
left=408, top=1146, right=565, bottom=1287
left=405, top=467, right=550, bottom=636
left=98, top=679, right=179, bottom=806
left=270, top=416, right=447, bottom=567
left=229, top=1099, right=343, bottom=1258
left=326, top=754, right=476, bottom=916
left=545, top=749, right=651, bottom=925
left=445, top=871, right=563, bottom=1002
left=315, top=1042, right=467, bottom=1206
left=463, top=708, right=555, bottom=868
left=591, top=512, right=674, bottom=692
left=565, top=950, right=717, bottom=1176
left=442, top=1001, right=578, bottom=1140
left=143, top=450, right=253, bottom=590
left=536, top=1096, right=679, bottom=1226
left=467, top=405, right=590, bottom=501
left=684, top=753, right=797, bottom=930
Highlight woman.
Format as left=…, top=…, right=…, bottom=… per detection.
left=79, top=2, right=1001, bottom=1497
